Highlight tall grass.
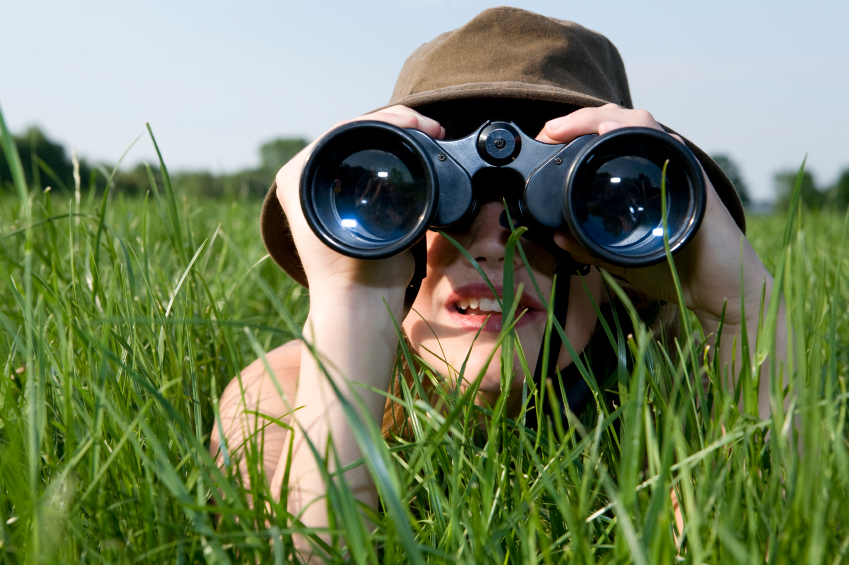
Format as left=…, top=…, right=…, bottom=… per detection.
left=1, top=110, right=848, bottom=563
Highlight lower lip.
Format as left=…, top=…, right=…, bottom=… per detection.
left=447, top=308, right=545, bottom=332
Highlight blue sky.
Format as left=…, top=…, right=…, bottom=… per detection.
left=2, top=0, right=847, bottom=201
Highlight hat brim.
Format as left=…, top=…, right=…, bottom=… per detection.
left=377, top=81, right=619, bottom=113
left=261, top=181, right=309, bottom=288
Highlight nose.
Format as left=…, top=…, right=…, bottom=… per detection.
left=463, top=201, right=523, bottom=270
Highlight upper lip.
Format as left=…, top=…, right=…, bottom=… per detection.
left=446, top=282, right=545, bottom=313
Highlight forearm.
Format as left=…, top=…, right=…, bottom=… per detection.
left=272, top=286, right=405, bottom=532
left=698, top=274, right=788, bottom=421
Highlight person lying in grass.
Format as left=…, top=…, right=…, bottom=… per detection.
left=210, top=6, right=786, bottom=557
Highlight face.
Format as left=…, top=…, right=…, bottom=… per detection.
left=401, top=200, right=606, bottom=416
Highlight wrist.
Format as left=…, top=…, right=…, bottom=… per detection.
left=304, top=285, right=408, bottom=370
left=308, top=282, right=408, bottom=323
left=304, top=252, right=414, bottom=317
left=299, top=287, right=404, bottom=396
left=694, top=268, right=775, bottom=337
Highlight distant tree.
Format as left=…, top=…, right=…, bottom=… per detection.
left=259, top=138, right=308, bottom=176
left=774, top=169, right=822, bottom=211
left=0, top=126, right=96, bottom=192
left=113, top=163, right=160, bottom=196
left=173, top=171, right=217, bottom=197
left=710, top=154, right=750, bottom=205
left=172, top=170, right=273, bottom=199
left=827, top=167, right=849, bottom=212
left=2, top=128, right=310, bottom=199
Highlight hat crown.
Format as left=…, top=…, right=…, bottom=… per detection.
left=390, top=7, right=632, bottom=109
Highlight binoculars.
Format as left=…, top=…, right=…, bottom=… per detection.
left=300, top=120, right=706, bottom=267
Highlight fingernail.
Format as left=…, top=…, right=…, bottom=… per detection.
left=547, top=115, right=571, bottom=130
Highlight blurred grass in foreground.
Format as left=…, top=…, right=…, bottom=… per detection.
left=1, top=113, right=848, bottom=564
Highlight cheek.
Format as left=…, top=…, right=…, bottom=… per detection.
left=424, top=231, right=462, bottom=270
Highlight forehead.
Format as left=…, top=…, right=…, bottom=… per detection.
left=414, top=98, right=581, bottom=140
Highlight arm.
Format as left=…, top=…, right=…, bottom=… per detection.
left=268, top=107, right=444, bottom=554
left=693, top=244, right=787, bottom=421
left=269, top=277, right=408, bottom=530
left=211, top=341, right=301, bottom=493
left=541, top=104, right=787, bottom=420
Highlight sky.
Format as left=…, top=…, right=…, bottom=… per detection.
left=2, top=0, right=847, bottom=202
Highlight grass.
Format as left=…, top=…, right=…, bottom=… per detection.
left=1, top=111, right=848, bottom=563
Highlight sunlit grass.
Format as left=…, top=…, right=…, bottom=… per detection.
left=1, top=110, right=848, bottom=563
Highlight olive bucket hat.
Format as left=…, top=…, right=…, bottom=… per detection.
left=260, top=6, right=745, bottom=289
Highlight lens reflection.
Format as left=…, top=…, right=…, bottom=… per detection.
left=573, top=155, right=666, bottom=248
left=331, top=149, right=426, bottom=242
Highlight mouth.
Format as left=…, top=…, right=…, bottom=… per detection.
left=455, top=296, right=503, bottom=315
left=447, top=283, right=545, bottom=332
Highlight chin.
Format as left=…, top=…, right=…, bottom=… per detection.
left=453, top=351, right=528, bottom=396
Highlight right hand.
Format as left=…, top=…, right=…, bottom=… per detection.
left=275, top=106, right=445, bottom=307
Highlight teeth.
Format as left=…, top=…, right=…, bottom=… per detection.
left=456, top=296, right=504, bottom=314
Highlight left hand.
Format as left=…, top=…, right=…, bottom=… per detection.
left=539, top=104, right=771, bottom=329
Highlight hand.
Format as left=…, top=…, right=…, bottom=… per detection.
left=539, top=104, right=771, bottom=329
left=274, top=106, right=445, bottom=308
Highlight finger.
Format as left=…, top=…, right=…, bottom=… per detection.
left=598, top=121, right=625, bottom=135
left=540, top=104, right=663, bottom=143
left=552, top=230, right=627, bottom=278
left=534, top=130, right=562, bottom=144
left=377, top=105, right=444, bottom=134
left=340, top=111, right=446, bottom=139
left=360, top=105, right=446, bottom=139
left=348, top=111, right=420, bottom=129
left=536, top=117, right=625, bottom=143
left=667, top=132, right=686, bottom=146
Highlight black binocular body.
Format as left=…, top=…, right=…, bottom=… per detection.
left=300, top=120, right=706, bottom=268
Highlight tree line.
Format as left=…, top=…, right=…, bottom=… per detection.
left=0, top=127, right=307, bottom=200
left=2, top=126, right=847, bottom=212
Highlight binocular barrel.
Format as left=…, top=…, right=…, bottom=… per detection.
left=300, top=120, right=706, bottom=267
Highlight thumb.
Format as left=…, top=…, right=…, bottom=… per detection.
left=552, top=230, right=627, bottom=278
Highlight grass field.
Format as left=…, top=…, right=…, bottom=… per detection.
left=2, top=117, right=848, bottom=564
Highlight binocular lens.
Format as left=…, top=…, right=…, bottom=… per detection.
left=300, top=122, right=438, bottom=259
left=568, top=133, right=698, bottom=264
left=331, top=149, right=427, bottom=242
left=573, top=155, right=665, bottom=247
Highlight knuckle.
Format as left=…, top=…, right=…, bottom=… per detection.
left=568, top=106, right=595, bottom=119
left=632, top=108, right=656, bottom=124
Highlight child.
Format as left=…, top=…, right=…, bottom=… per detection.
left=212, top=6, right=784, bottom=555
